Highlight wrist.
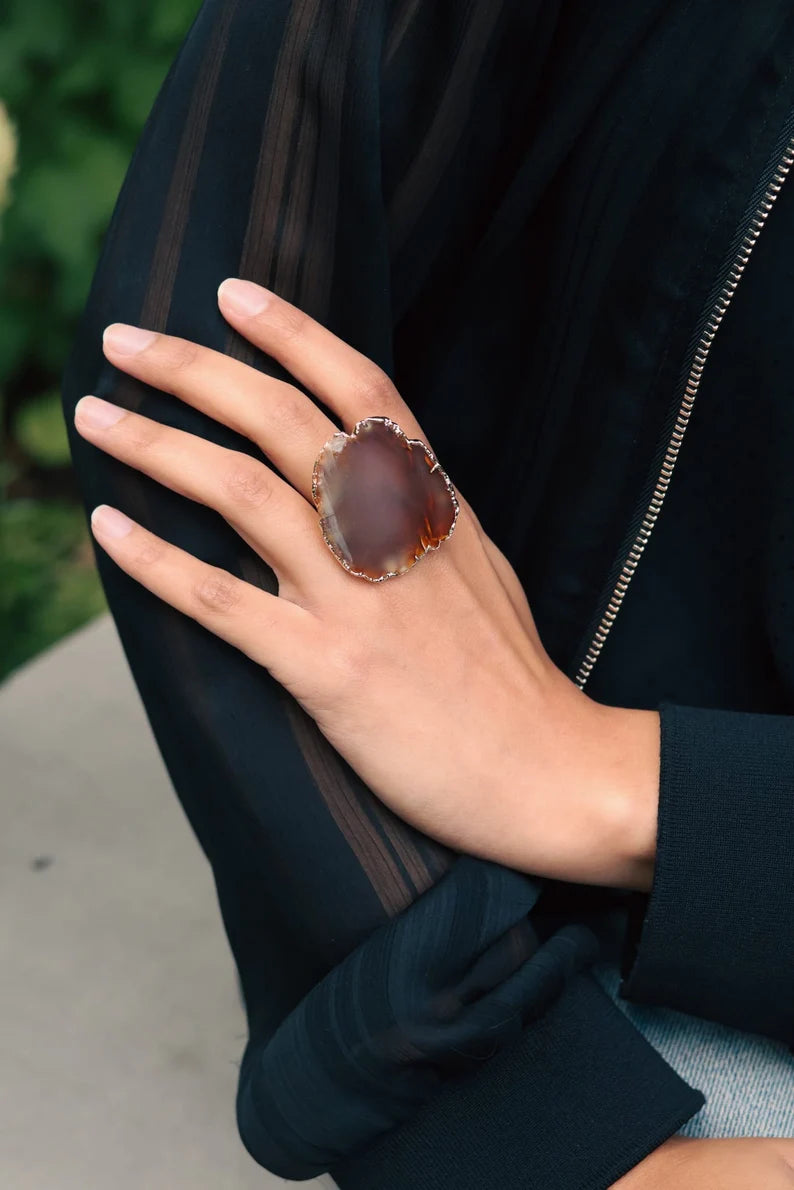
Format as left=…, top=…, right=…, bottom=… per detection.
left=537, top=667, right=660, bottom=889
left=484, top=666, right=661, bottom=889
left=588, top=698, right=660, bottom=891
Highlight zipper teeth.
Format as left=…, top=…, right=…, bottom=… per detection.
left=575, top=131, right=794, bottom=691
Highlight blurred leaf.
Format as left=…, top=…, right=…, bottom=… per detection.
left=5, top=0, right=70, bottom=63
left=51, top=56, right=106, bottom=101
left=0, top=500, right=106, bottom=680
left=17, top=137, right=129, bottom=268
left=148, top=0, right=201, bottom=43
left=1, top=0, right=198, bottom=671
left=14, top=389, right=70, bottom=466
left=111, top=56, right=174, bottom=130
left=0, top=304, right=29, bottom=385
left=0, top=35, right=30, bottom=102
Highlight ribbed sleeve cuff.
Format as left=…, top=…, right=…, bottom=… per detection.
left=622, top=701, right=794, bottom=1043
left=332, top=972, right=703, bottom=1190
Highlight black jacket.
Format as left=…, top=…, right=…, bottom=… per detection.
left=62, top=2, right=794, bottom=1187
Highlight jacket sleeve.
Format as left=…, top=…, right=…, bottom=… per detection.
left=61, top=2, right=704, bottom=1187
left=620, top=701, right=794, bottom=1045
left=236, top=856, right=703, bottom=1188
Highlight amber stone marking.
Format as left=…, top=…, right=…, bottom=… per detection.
left=312, top=417, right=458, bottom=581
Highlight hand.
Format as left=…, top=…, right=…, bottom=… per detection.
left=74, top=278, right=659, bottom=889
left=613, top=1137, right=794, bottom=1188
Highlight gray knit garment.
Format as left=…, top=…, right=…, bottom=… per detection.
left=593, top=911, right=794, bottom=1138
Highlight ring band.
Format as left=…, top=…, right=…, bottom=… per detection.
left=312, top=416, right=459, bottom=582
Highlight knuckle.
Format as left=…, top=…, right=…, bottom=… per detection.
left=157, top=337, right=199, bottom=374
left=126, top=416, right=162, bottom=453
left=271, top=304, right=309, bottom=345
left=456, top=491, right=478, bottom=528
left=272, top=389, right=317, bottom=436
left=350, top=365, right=399, bottom=416
left=192, top=568, right=243, bottom=614
left=132, top=537, right=165, bottom=568
left=221, top=456, right=274, bottom=509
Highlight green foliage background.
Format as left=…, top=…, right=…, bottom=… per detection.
left=1, top=0, right=199, bottom=680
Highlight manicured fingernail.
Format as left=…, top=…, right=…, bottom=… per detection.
left=103, top=323, right=157, bottom=354
left=217, top=277, right=271, bottom=316
left=75, top=395, right=126, bottom=429
left=91, top=505, right=134, bottom=539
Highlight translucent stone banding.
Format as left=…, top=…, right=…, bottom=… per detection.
left=311, top=416, right=459, bottom=581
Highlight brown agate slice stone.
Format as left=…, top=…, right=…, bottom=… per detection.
left=312, top=417, right=459, bottom=581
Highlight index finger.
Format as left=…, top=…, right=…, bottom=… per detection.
left=217, top=278, right=430, bottom=444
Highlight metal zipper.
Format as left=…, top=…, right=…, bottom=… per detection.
left=573, top=113, right=794, bottom=692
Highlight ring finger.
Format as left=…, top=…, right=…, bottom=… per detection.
left=73, top=394, right=340, bottom=584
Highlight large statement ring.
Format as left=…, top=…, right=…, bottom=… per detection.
left=311, top=416, right=459, bottom=582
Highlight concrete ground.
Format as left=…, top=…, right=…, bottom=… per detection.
left=0, top=614, right=336, bottom=1190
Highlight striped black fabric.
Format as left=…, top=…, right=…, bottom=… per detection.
left=61, top=1, right=794, bottom=1186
